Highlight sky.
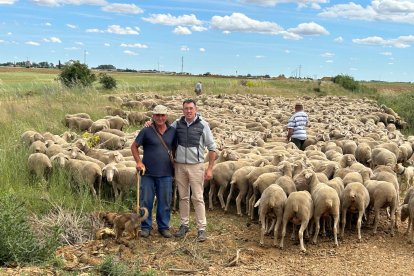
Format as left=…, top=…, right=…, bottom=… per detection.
left=0, top=0, right=413, bottom=82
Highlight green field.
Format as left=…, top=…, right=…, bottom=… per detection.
left=0, top=67, right=413, bottom=268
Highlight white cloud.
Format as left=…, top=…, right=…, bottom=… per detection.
left=107, top=25, right=140, bottom=35
left=142, top=13, right=202, bottom=26
left=7, top=32, right=12, bottom=35
left=350, top=67, right=358, bottom=71
left=86, top=28, right=103, bottom=33
left=211, top=12, right=283, bottom=35
left=191, top=25, right=208, bottom=32
left=321, top=52, right=334, bottom=58
left=180, top=45, right=190, bottom=52
left=173, top=26, right=192, bottom=35
left=280, top=31, right=302, bottom=40
left=64, top=46, right=80, bottom=50
left=75, top=41, right=84, bottom=45
left=0, top=40, right=5, bottom=43
left=319, top=1, right=414, bottom=24
left=325, top=60, right=333, bottom=63
left=353, top=35, right=414, bottom=48
left=240, top=0, right=328, bottom=9
left=26, top=41, right=40, bottom=46
left=104, top=43, right=110, bottom=46
left=102, top=3, right=143, bottom=14
left=123, top=50, right=137, bottom=56
left=334, top=36, right=343, bottom=43
left=255, top=55, right=265, bottom=58
left=284, top=49, right=290, bottom=53
left=287, top=22, right=329, bottom=36
left=388, top=62, right=394, bottom=65
left=66, top=24, right=77, bottom=29
left=381, top=51, right=392, bottom=56
left=45, top=22, right=52, bottom=26
left=43, top=37, right=62, bottom=43
left=0, top=0, right=18, bottom=4
left=30, top=0, right=107, bottom=7
left=223, top=30, right=231, bottom=34
left=199, top=48, right=206, bottom=52
left=120, top=43, right=148, bottom=48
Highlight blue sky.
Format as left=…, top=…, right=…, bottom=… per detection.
left=0, top=0, right=413, bottom=82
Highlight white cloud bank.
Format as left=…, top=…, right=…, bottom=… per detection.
left=102, top=3, right=143, bottom=14
left=353, top=35, right=414, bottom=48
left=143, top=13, right=202, bottom=26
left=240, top=0, right=328, bottom=9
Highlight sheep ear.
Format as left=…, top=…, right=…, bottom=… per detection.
left=305, top=172, right=313, bottom=179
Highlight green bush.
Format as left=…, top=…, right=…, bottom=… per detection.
left=98, top=256, right=156, bottom=276
left=333, top=74, right=359, bottom=91
left=58, top=61, right=96, bottom=88
left=99, top=73, right=117, bottom=90
left=0, top=194, right=60, bottom=265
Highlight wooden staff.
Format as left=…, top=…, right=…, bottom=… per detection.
left=137, top=168, right=145, bottom=212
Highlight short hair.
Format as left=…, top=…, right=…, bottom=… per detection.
left=183, top=99, right=196, bottom=106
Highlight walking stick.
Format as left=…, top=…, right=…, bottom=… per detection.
left=137, top=168, right=145, bottom=212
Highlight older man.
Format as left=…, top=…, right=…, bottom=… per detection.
left=173, top=99, right=216, bottom=242
left=131, top=105, right=176, bottom=238
left=287, top=102, right=309, bottom=150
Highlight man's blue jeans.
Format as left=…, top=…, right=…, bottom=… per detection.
left=140, top=175, right=173, bottom=231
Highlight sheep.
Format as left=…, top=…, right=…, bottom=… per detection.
left=96, top=132, right=127, bottom=150
left=106, top=115, right=129, bottom=130
left=127, top=111, right=150, bottom=125
left=28, top=140, right=47, bottom=154
left=340, top=182, right=370, bottom=242
left=21, top=130, right=44, bottom=147
left=225, top=165, right=256, bottom=216
left=66, top=117, right=93, bottom=131
left=27, top=153, right=52, bottom=180
left=302, top=169, right=340, bottom=246
left=355, top=142, right=371, bottom=166
left=255, top=184, right=287, bottom=247
left=369, top=148, right=397, bottom=169
left=90, top=119, right=110, bottom=133
left=339, top=154, right=357, bottom=168
left=100, top=128, right=126, bottom=137
left=327, top=177, right=345, bottom=198
left=365, top=180, right=397, bottom=236
left=67, top=146, right=106, bottom=169
left=342, top=171, right=363, bottom=187
left=102, top=163, right=136, bottom=200
left=400, top=187, right=414, bottom=236
left=105, top=106, right=127, bottom=118
left=280, top=191, right=313, bottom=252
left=341, top=140, right=357, bottom=155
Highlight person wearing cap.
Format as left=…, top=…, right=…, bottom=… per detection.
left=287, top=102, right=309, bottom=150
left=131, top=104, right=176, bottom=238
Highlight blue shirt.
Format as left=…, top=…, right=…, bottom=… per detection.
left=135, top=125, right=176, bottom=177
left=287, top=111, right=309, bottom=140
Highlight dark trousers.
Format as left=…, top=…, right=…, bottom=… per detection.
left=291, top=138, right=306, bottom=150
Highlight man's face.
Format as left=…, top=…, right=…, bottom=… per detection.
left=152, top=114, right=167, bottom=126
left=183, top=102, right=196, bottom=121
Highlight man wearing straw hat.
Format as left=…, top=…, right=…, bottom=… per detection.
left=131, top=105, right=176, bottom=238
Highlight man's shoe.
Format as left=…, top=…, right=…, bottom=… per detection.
left=159, top=229, right=173, bottom=238
left=174, top=225, right=189, bottom=238
left=197, top=230, right=206, bottom=242
left=141, top=229, right=150, bottom=238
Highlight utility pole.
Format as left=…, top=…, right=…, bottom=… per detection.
left=181, top=56, right=184, bottom=73
left=298, top=65, right=302, bottom=79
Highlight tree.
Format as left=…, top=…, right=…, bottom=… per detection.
left=99, top=73, right=117, bottom=89
left=58, top=61, right=96, bottom=88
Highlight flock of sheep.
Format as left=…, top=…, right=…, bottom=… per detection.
left=21, top=93, right=414, bottom=252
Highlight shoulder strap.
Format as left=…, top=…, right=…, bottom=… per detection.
left=151, top=125, right=175, bottom=165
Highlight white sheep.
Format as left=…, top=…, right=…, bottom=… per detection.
left=395, top=163, right=414, bottom=192
left=280, top=191, right=313, bottom=252
left=340, top=182, right=370, bottom=242
left=255, top=184, right=287, bottom=247
left=27, top=153, right=52, bottom=180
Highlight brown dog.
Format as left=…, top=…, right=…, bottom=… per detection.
left=113, top=207, right=149, bottom=240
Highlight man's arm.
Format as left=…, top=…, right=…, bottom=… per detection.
left=131, top=141, right=145, bottom=172
left=205, top=150, right=216, bottom=180
left=287, top=128, right=293, bottom=141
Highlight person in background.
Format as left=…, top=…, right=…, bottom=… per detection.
left=287, top=102, right=309, bottom=151
left=131, top=105, right=176, bottom=238
left=195, top=81, right=202, bottom=96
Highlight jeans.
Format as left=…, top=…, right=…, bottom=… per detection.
left=291, top=138, right=306, bottom=151
left=140, top=175, right=173, bottom=231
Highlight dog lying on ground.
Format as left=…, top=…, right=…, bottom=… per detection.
left=113, top=207, right=149, bottom=240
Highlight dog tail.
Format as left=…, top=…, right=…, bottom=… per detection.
left=139, top=207, right=149, bottom=222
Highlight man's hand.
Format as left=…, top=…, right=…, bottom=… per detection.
left=204, top=167, right=213, bottom=181
left=143, top=120, right=152, bottom=128
left=136, top=161, right=146, bottom=173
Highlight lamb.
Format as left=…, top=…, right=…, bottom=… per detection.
left=28, top=140, right=47, bottom=154
left=280, top=191, right=313, bottom=252
left=365, top=180, right=397, bottom=236
left=340, top=182, right=370, bottom=242
left=21, top=130, right=44, bottom=147
left=255, top=184, right=287, bottom=247
left=27, top=153, right=52, bottom=180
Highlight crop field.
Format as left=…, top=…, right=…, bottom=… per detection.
left=1, top=67, right=414, bottom=275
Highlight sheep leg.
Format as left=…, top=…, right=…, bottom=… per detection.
left=259, top=208, right=266, bottom=246
left=245, top=186, right=253, bottom=215
left=299, top=221, right=309, bottom=252
left=290, top=224, right=296, bottom=241
left=390, top=204, right=396, bottom=237
left=357, top=209, right=364, bottom=242
left=312, top=216, right=321, bottom=244
left=405, top=217, right=411, bottom=236
left=341, top=208, right=347, bottom=239
left=410, top=217, right=414, bottom=244
left=321, top=217, right=327, bottom=237
left=273, top=215, right=282, bottom=247
left=224, top=184, right=234, bottom=213
left=333, top=214, right=339, bottom=247
left=280, top=218, right=288, bottom=249
left=267, top=218, right=276, bottom=235
left=217, top=185, right=226, bottom=209
left=250, top=192, right=257, bottom=220
left=372, top=207, right=380, bottom=235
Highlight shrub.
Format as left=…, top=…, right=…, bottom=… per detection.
left=58, top=61, right=97, bottom=88
left=0, top=194, right=60, bottom=265
left=333, top=74, right=359, bottom=91
left=99, top=73, right=117, bottom=90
